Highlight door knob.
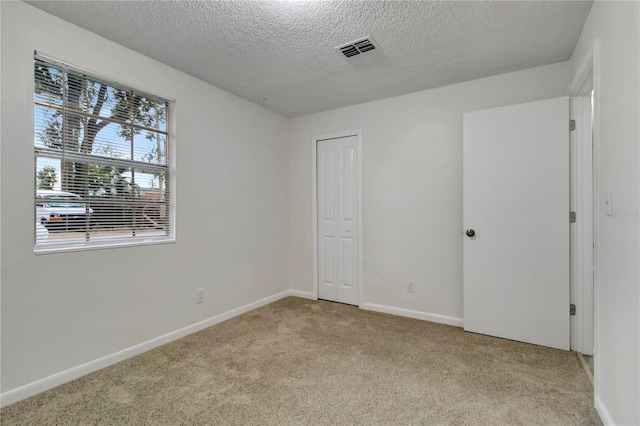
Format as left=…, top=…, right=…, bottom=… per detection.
left=466, top=229, right=475, bottom=237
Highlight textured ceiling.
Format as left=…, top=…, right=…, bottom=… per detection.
left=26, top=1, right=593, bottom=118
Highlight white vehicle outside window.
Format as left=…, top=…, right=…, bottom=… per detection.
left=36, top=190, right=94, bottom=231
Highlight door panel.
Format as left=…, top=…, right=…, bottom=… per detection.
left=463, top=97, right=570, bottom=350
left=322, top=237, right=335, bottom=283
left=341, top=236, right=355, bottom=287
left=318, top=142, right=338, bottom=301
left=341, top=146, right=355, bottom=221
left=318, top=135, right=359, bottom=305
left=322, top=150, right=336, bottom=221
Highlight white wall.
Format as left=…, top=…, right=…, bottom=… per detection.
left=570, top=2, right=640, bottom=425
left=1, top=2, right=289, bottom=396
left=288, top=62, right=572, bottom=321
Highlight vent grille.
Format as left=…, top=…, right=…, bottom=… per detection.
left=336, top=36, right=378, bottom=58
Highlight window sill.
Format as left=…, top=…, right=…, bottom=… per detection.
left=34, top=235, right=176, bottom=255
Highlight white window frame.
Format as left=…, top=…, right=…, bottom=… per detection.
left=33, top=53, right=176, bottom=254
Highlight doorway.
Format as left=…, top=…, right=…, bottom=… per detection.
left=570, top=92, right=595, bottom=358
left=569, top=45, right=597, bottom=366
left=312, top=132, right=362, bottom=306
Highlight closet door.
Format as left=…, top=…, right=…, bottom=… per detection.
left=317, top=135, right=359, bottom=305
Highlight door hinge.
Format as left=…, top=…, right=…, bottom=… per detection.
left=569, top=119, right=576, bottom=131
left=570, top=304, right=576, bottom=316
left=570, top=211, right=577, bottom=223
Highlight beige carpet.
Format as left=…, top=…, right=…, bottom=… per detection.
left=1, top=297, right=600, bottom=425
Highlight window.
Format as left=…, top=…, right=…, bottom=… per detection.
left=34, top=54, right=174, bottom=252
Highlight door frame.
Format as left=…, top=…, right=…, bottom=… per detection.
left=569, top=93, right=594, bottom=356
left=312, top=130, right=363, bottom=306
left=569, top=40, right=600, bottom=362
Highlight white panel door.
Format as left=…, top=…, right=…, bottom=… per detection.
left=463, top=97, right=570, bottom=350
left=317, top=136, right=359, bottom=305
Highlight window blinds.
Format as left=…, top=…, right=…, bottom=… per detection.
left=34, top=54, right=174, bottom=251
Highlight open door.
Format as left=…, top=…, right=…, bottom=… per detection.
left=463, top=97, right=570, bottom=350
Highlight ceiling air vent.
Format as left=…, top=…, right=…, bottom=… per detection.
left=336, top=36, right=378, bottom=58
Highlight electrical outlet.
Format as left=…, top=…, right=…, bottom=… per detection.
left=195, top=288, right=205, bottom=304
left=407, top=280, right=416, bottom=293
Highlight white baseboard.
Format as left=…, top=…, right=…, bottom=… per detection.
left=286, top=289, right=316, bottom=300
left=594, top=396, right=615, bottom=426
left=360, top=302, right=463, bottom=327
left=1, top=290, right=299, bottom=408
